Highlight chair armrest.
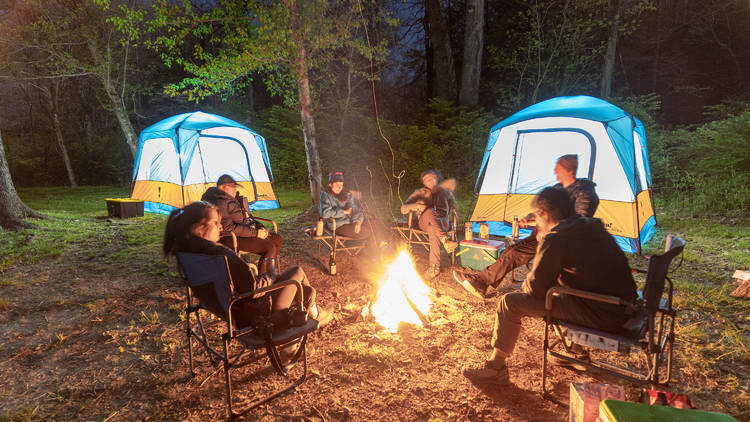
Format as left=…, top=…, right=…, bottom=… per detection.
left=545, top=286, right=632, bottom=311
left=253, top=216, right=278, bottom=233
left=226, top=279, right=305, bottom=338
left=631, top=268, right=647, bottom=274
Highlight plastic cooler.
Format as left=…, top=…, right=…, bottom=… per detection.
left=105, top=198, right=144, bottom=218
left=599, top=400, right=738, bottom=422
left=456, top=239, right=505, bottom=271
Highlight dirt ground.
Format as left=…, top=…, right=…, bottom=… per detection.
left=0, top=217, right=744, bottom=421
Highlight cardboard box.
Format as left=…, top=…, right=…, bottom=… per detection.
left=599, top=399, right=737, bottom=422
left=106, top=198, right=144, bottom=218
left=569, top=383, right=625, bottom=422
left=456, top=239, right=505, bottom=271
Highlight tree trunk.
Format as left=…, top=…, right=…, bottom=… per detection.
left=87, top=40, right=138, bottom=159
left=600, top=0, right=622, bottom=98
left=0, top=129, right=43, bottom=230
left=459, top=0, right=485, bottom=106
left=424, top=6, right=434, bottom=99
left=426, top=0, right=458, bottom=100
left=46, top=81, right=78, bottom=188
left=296, top=44, right=323, bottom=204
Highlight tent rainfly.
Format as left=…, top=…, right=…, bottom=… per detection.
left=470, top=95, right=655, bottom=254
left=131, top=111, right=278, bottom=215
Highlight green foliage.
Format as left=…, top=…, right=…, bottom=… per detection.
left=386, top=99, right=495, bottom=192
left=255, top=106, right=307, bottom=189
left=649, top=110, right=750, bottom=216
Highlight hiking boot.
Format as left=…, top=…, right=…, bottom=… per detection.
left=462, top=360, right=509, bottom=384
left=548, top=344, right=589, bottom=371
left=441, top=237, right=458, bottom=254
left=424, top=265, right=441, bottom=280
left=453, top=269, right=487, bottom=299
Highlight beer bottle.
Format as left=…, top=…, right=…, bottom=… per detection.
left=329, top=252, right=337, bottom=275
left=512, top=216, right=519, bottom=239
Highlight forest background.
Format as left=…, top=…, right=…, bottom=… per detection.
left=1, top=0, right=749, bottom=219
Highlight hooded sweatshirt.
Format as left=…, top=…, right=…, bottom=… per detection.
left=556, top=178, right=599, bottom=218
left=523, top=215, right=636, bottom=327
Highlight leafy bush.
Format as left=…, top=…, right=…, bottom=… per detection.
left=649, top=109, right=750, bottom=216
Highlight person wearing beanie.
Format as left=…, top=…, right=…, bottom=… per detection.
left=318, top=171, right=387, bottom=255
left=453, top=154, right=599, bottom=299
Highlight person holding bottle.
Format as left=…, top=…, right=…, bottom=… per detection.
left=453, top=154, right=599, bottom=298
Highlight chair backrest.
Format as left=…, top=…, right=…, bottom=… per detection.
left=176, top=252, right=234, bottom=319
left=642, top=235, right=685, bottom=315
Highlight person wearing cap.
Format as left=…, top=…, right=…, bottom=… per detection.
left=201, top=174, right=283, bottom=276
left=401, top=169, right=458, bottom=279
left=453, top=154, right=599, bottom=299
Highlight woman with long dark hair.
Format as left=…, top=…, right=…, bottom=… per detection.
left=163, top=201, right=330, bottom=328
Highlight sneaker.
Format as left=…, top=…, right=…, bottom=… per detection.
left=441, top=237, right=458, bottom=254
left=424, top=265, right=441, bottom=280
left=453, top=270, right=487, bottom=299
left=462, top=360, right=509, bottom=384
left=310, top=305, right=333, bottom=327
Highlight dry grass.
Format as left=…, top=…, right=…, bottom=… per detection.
left=0, top=187, right=748, bottom=421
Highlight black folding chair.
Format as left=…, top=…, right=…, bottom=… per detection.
left=303, top=217, right=367, bottom=272
left=176, top=252, right=319, bottom=418
left=223, top=215, right=280, bottom=268
left=392, top=208, right=458, bottom=266
left=542, top=235, right=685, bottom=394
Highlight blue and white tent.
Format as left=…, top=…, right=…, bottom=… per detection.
left=131, top=111, right=278, bottom=214
left=470, top=96, right=656, bottom=253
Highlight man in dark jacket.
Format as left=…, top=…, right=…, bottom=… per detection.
left=201, top=174, right=283, bottom=275
left=462, top=186, right=636, bottom=383
left=454, top=154, right=599, bottom=298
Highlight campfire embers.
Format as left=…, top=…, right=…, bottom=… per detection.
left=368, top=249, right=433, bottom=332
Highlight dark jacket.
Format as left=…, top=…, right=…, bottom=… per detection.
left=402, top=184, right=456, bottom=222
left=201, top=187, right=262, bottom=237
left=183, top=235, right=270, bottom=325
left=523, top=215, right=636, bottom=325
left=556, top=178, right=599, bottom=218
left=319, top=188, right=364, bottom=231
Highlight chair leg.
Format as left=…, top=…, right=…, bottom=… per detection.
left=542, top=320, right=550, bottom=396
left=186, top=313, right=195, bottom=376
left=223, top=335, right=234, bottom=418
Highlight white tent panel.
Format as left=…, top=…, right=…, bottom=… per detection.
left=135, top=138, right=181, bottom=184
left=201, top=126, right=271, bottom=183
left=633, top=132, right=648, bottom=193
left=512, top=130, right=592, bottom=193
left=479, top=117, right=633, bottom=202
left=184, top=137, right=249, bottom=185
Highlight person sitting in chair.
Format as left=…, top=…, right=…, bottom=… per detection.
left=201, top=174, right=283, bottom=276
left=319, top=171, right=387, bottom=253
left=462, top=187, right=636, bottom=383
left=401, top=169, right=458, bottom=279
left=454, top=154, right=599, bottom=298
left=163, top=201, right=330, bottom=329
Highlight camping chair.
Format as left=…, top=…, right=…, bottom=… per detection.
left=542, top=235, right=685, bottom=395
left=176, top=252, right=319, bottom=418
left=303, top=217, right=367, bottom=272
left=392, top=207, right=458, bottom=266
left=223, top=215, right=280, bottom=269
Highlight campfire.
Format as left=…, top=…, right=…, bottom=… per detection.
left=368, top=249, right=433, bottom=332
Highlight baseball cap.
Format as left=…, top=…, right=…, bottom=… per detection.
left=217, top=174, right=242, bottom=187
left=328, top=171, right=345, bottom=183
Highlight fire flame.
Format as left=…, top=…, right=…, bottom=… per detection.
left=370, top=249, right=432, bottom=331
